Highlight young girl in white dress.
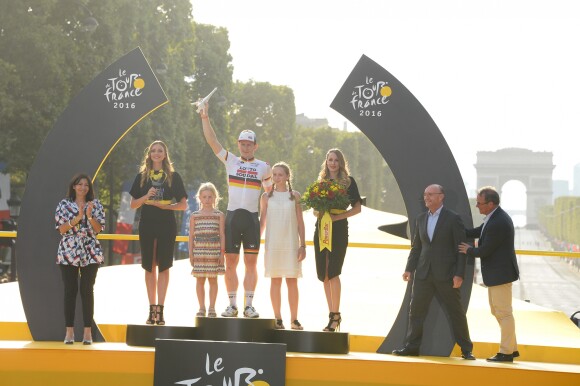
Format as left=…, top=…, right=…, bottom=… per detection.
left=189, top=182, right=225, bottom=318
left=259, top=162, right=306, bottom=330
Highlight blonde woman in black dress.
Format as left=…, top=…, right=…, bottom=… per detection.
left=130, top=141, right=187, bottom=325
left=313, top=149, right=362, bottom=331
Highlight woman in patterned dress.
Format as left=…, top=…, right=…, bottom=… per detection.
left=130, top=141, right=188, bottom=325
left=55, top=173, right=105, bottom=344
left=259, top=162, right=306, bottom=330
left=189, top=182, right=225, bottom=318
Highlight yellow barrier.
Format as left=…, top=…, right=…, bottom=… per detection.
left=1, top=231, right=580, bottom=258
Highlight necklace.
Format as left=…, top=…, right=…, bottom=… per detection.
left=149, top=169, right=166, bottom=182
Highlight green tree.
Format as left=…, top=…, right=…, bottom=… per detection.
left=1, top=1, right=409, bottom=265
left=187, top=22, right=234, bottom=201
left=230, top=80, right=296, bottom=166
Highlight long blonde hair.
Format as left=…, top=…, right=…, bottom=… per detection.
left=318, top=148, right=351, bottom=187
left=268, top=161, right=295, bottom=200
left=139, top=140, right=175, bottom=187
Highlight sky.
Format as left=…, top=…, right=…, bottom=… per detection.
left=189, top=0, right=580, bottom=202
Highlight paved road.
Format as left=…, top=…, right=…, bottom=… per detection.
left=475, top=228, right=580, bottom=320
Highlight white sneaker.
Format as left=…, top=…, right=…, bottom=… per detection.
left=243, top=306, right=259, bottom=318
left=221, top=305, right=238, bottom=317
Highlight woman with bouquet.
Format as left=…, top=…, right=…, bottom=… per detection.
left=307, top=149, right=362, bottom=332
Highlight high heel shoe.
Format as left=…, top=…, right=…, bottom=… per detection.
left=323, top=312, right=341, bottom=332
left=274, top=319, right=285, bottom=329
left=156, top=304, right=165, bottom=325
left=64, top=328, right=74, bottom=344
left=146, top=305, right=156, bottom=325
left=83, top=327, right=93, bottom=345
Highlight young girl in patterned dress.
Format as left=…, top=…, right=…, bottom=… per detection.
left=189, top=182, right=225, bottom=318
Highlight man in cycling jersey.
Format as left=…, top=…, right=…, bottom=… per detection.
left=198, top=102, right=272, bottom=318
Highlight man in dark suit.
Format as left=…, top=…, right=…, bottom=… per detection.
left=459, top=186, right=519, bottom=362
left=393, top=184, right=475, bottom=359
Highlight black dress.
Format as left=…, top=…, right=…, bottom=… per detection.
left=313, top=176, right=362, bottom=281
left=129, top=171, right=187, bottom=272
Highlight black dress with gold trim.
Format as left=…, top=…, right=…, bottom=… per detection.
left=129, top=170, right=187, bottom=272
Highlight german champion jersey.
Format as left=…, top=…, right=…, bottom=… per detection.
left=217, top=148, right=272, bottom=212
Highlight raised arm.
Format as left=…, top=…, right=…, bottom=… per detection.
left=198, top=102, right=223, bottom=155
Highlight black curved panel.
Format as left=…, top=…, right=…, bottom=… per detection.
left=17, top=48, right=168, bottom=341
left=330, top=55, right=474, bottom=356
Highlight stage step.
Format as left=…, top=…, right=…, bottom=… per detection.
left=126, top=317, right=350, bottom=354
left=126, top=325, right=201, bottom=347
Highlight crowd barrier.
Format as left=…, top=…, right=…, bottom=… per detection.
left=1, top=231, right=580, bottom=258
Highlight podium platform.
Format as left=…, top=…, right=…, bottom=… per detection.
left=125, top=318, right=350, bottom=354
left=1, top=242, right=580, bottom=385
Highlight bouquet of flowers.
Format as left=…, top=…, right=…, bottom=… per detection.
left=301, top=179, right=350, bottom=213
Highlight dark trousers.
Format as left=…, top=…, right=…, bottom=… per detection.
left=59, top=264, right=99, bottom=327
left=406, top=273, right=473, bottom=352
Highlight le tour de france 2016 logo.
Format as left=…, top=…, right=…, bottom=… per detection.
left=174, top=353, right=271, bottom=386
left=104, top=68, right=145, bottom=109
left=350, top=76, right=392, bottom=118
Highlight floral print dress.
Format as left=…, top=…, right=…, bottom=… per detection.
left=55, top=198, right=105, bottom=266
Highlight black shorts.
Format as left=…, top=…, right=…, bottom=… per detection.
left=225, top=209, right=260, bottom=255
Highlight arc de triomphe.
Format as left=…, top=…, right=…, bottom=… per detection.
left=474, top=148, right=554, bottom=227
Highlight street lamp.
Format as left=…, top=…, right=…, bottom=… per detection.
left=154, top=61, right=168, bottom=75
left=227, top=101, right=265, bottom=129
left=77, top=2, right=99, bottom=33
left=254, top=117, right=264, bottom=128
left=7, top=194, right=21, bottom=282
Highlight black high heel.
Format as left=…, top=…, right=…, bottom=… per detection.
left=156, top=305, right=165, bottom=325
left=323, top=312, right=341, bottom=332
left=146, top=305, right=156, bottom=325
